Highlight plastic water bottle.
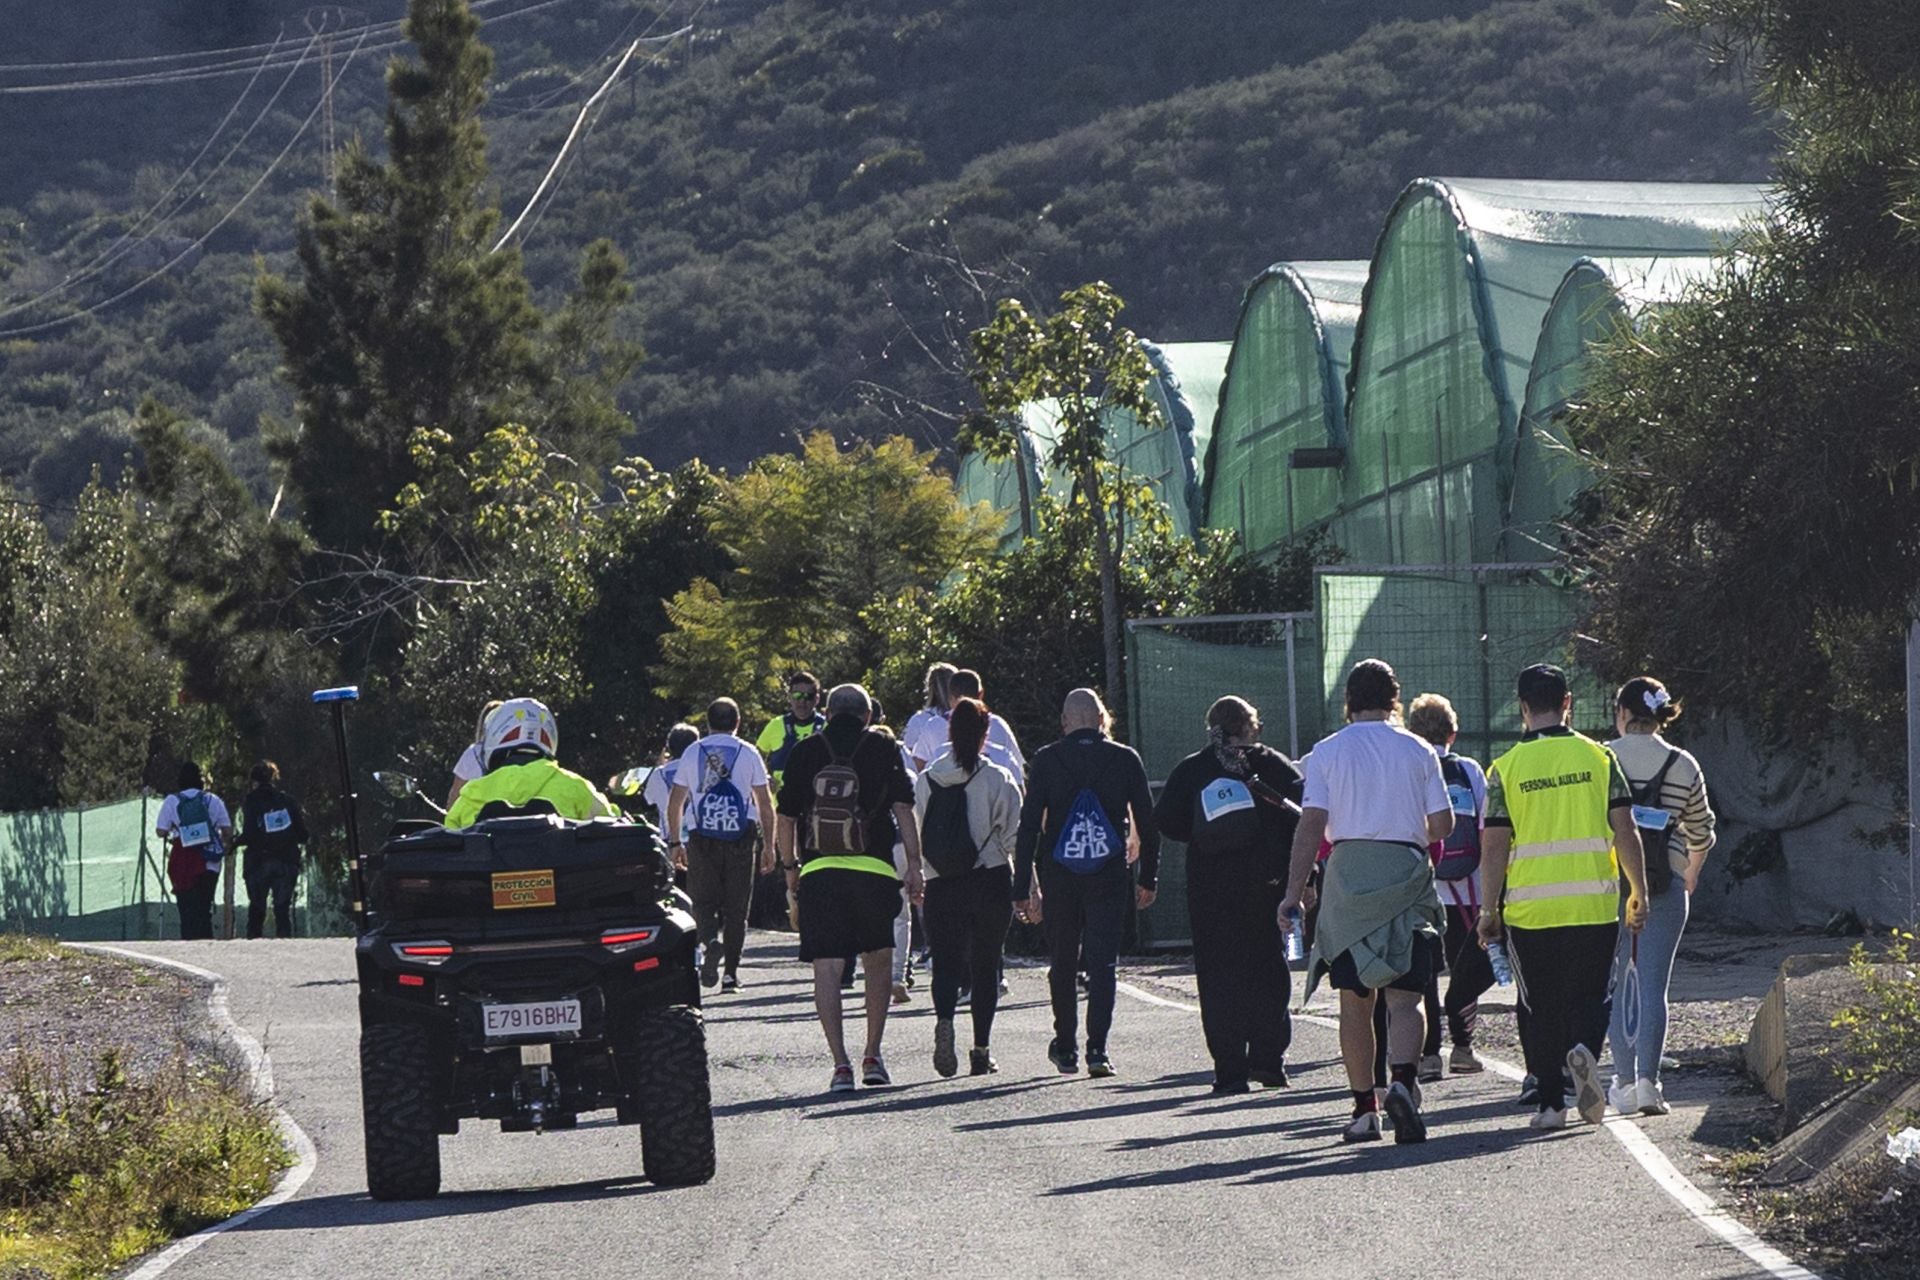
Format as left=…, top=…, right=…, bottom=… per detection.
left=1283, top=907, right=1306, bottom=964
left=1487, top=939, right=1513, bottom=986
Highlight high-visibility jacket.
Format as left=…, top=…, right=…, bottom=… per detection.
left=1492, top=731, right=1620, bottom=929
left=444, top=759, right=618, bottom=829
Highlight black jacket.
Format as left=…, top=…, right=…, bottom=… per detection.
left=775, top=715, right=915, bottom=856
left=1154, top=742, right=1302, bottom=864
left=235, top=787, right=309, bottom=860
left=1014, top=729, right=1158, bottom=896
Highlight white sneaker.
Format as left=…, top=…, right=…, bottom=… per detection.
left=1529, top=1107, right=1568, bottom=1130
left=1636, top=1078, right=1671, bottom=1116
left=1342, top=1110, right=1383, bottom=1143
left=1417, top=1053, right=1444, bottom=1083
left=1384, top=1081, right=1427, bottom=1144
left=1566, top=1045, right=1606, bottom=1125
left=1608, top=1078, right=1640, bottom=1117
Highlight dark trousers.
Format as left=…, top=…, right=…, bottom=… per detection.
left=1188, top=853, right=1292, bottom=1087
left=244, top=855, right=298, bottom=939
left=176, top=874, right=216, bottom=940
left=925, top=865, right=1013, bottom=1046
left=686, top=833, right=756, bottom=973
left=1041, top=866, right=1129, bottom=1054
left=1424, top=906, right=1496, bottom=1055
left=1507, top=921, right=1618, bottom=1111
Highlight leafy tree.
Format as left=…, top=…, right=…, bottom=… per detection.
left=255, top=0, right=640, bottom=555
left=1565, top=0, right=1920, bottom=764
left=963, top=282, right=1160, bottom=705
left=655, top=431, right=994, bottom=724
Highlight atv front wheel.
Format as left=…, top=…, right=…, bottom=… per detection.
left=360, top=1024, right=442, bottom=1200
left=622, top=1006, right=716, bottom=1186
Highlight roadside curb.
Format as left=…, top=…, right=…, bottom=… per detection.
left=65, top=943, right=320, bottom=1280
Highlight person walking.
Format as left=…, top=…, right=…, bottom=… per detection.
left=640, top=723, right=701, bottom=845
left=1405, top=693, right=1495, bottom=1078
left=948, top=669, right=1026, bottom=787
left=914, top=696, right=1022, bottom=1077
left=774, top=684, right=924, bottom=1092
left=668, top=699, right=777, bottom=993
left=904, top=663, right=958, bottom=771
left=1013, top=688, right=1157, bottom=1079
left=1477, top=664, right=1650, bottom=1131
left=1279, top=659, right=1451, bottom=1144
left=233, top=760, right=308, bottom=939
left=1154, top=696, right=1303, bottom=1094
left=755, top=671, right=828, bottom=927
left=157, top=762, right=233, bottom=942
left=1606, top=676, right=1715, bottom=1118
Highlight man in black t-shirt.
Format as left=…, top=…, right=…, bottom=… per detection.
left=1155, top=696, right=1303, bottom=1094
left=774, top=684, right=925, bottom=1093
left=233, top=760, right=309, bottom=939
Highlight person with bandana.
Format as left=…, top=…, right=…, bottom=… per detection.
left=1153, top=696, right=1304, bottom=1093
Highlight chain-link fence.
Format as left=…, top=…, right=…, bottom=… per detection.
left=1315, top=564, right=1607, bottom=765
left=1126, top=612, right=1318, bottom=947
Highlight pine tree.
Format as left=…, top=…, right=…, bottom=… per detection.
left=257, top=0, right=640, bottom=554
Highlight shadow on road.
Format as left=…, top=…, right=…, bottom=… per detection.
left=233, top=1176, right=665, bottom=1231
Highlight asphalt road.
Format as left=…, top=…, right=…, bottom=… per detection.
left=113, top=936, right=1779, bottom=1280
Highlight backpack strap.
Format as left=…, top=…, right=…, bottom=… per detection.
left=1634, top=748, right=1683, bottom=809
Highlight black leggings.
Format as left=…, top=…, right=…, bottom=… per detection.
left=1424, top=905, right=1497, bottom=1055
left=924, top=865, right=1013, bottom=1046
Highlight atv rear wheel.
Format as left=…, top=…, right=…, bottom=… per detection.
left=360, top=1024, right=442, bottom=1200
left=621, top=1006, right=716, bottom=1186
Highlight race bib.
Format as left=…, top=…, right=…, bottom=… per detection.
left=177, top=819, right=212, bottom=847
left=1200, top=778, right=1255, bottom=823
left=262, top=808, right=292, bottom=834
left=1631, top=805, right=1673, bottom=832
left=1448, top=782, right=1477, bottom=818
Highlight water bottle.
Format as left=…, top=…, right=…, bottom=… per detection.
left=1283, top=907, right=1306, bottom=964
left=1487, top=939, right=1513, bottom=986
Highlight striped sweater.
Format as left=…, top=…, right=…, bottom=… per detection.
left=1607, top=732, right=1716, bottom=871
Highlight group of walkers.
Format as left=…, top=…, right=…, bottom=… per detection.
left=155, top=652, right=1716, bottom=1145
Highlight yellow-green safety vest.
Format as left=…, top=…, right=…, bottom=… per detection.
left=1492, top=732, right=1619, bottom=929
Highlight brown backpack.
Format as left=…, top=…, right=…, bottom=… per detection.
left=809, top=736, right=867, bottom=855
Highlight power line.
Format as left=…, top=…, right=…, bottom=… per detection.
left=0, top=29, right=370, bottom=339
left=0, top=31, right=318, bottom=321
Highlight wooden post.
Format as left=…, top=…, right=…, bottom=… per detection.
left=222, top=852, right=236, bottom=940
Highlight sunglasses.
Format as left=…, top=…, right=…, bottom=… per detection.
left=789, top=690, right=818, bottom=702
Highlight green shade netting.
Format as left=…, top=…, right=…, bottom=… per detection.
left=0, top=796, right=173, bottom=941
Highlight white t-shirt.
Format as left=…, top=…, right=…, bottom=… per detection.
left=641, top=762, right=690, bottom=842
left=1300, top=720, right=1449, bottom=846
left=155, top=789, right=233, bottom=858
left=452, top=743, right=485, bottom=782
left=672, top=734, right=771, bottom=829
left=906, top=707, right=1026, bottom=787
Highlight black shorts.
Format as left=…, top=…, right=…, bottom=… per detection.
left=1324, top=930, right=1443, bottom=995
left=796, top=868, right=903, bottom=962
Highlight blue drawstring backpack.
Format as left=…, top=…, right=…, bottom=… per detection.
left=692, top=741, right=750, bottom=842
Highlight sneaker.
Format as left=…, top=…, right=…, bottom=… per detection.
left=1529, top=1106, right=1568, bottom=1131
left=1384, top=1081, right=1427, bottom=1144
left=1418, top=1053, right=1444, bottom=1083
left=1608, top=1077, right=1639, bottom=1117
left=1448, top=1044, right=1484, bottom=1075
left=699, top=948, right=720, bottom=988
left=1636, top=1078, right=1671, bottom=1116
left=1086, top=1050, right=1115, bottom=1079
left=955, top=986, right=972, bottom=1009
left=1249, top=1066, right=1290, bottom=1089
left=829, top=1063, right=856, bottom=1093
left=968, top=1047, right=998, bottom=1076
left=1342, top=1109, right=1383, bottom=1143
left=1516, top=1074, right=1541, bottom=1107
left=1567, top=1045, right=1606, bottom=1125
left=998, top=976, right=1011, bottom=995
left=891, top=981, right=910, bottom=1006
left=861, top=1055, right=891, bottom=1087
left=720, top=972, right=740, bottom=993
left=932, top=1018, right=958, bottom=1078
left=1659, top=1055, right=1680, bottom=1071
left=1047, top=1039, right=1079, bottom=1074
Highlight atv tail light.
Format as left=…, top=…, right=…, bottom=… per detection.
left=632, top=957, right=661, bottom=972
left=600, top=927, right=658, bottom=954
left=393, top=941, right=455, bottom=967
left=397, top=973, right=426, bottom=987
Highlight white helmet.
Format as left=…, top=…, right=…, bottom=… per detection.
left=482, top=698, right=559, bottom=767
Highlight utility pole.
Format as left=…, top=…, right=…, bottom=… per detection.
left=306, top=7, right=360, bottom=196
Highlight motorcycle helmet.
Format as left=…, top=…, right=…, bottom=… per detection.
left=482, top=698, right=559, bottom=770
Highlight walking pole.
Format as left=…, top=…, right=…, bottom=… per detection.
left=313, top=686, right=367, bottom=931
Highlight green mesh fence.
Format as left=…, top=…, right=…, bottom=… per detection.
left=0, top=794, right=327, bottom=940
left=1126, top=613, right=1319, bottom=947
left=1315, top=564, right=1610, bottom=767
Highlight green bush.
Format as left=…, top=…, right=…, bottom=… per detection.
left=1831, top=931, right=1920, bottom=1085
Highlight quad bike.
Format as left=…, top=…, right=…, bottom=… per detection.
left=316, top=687, right=716, bottom=1201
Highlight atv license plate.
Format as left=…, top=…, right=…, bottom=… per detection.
left=492, top=869, right=556, bottom=909
left=483, top=999, right=582, bottom=1040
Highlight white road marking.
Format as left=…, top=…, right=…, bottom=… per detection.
left=66, top=944, right=321, bottom=1280
left=1115, top=981, right=1821, bottom=1280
